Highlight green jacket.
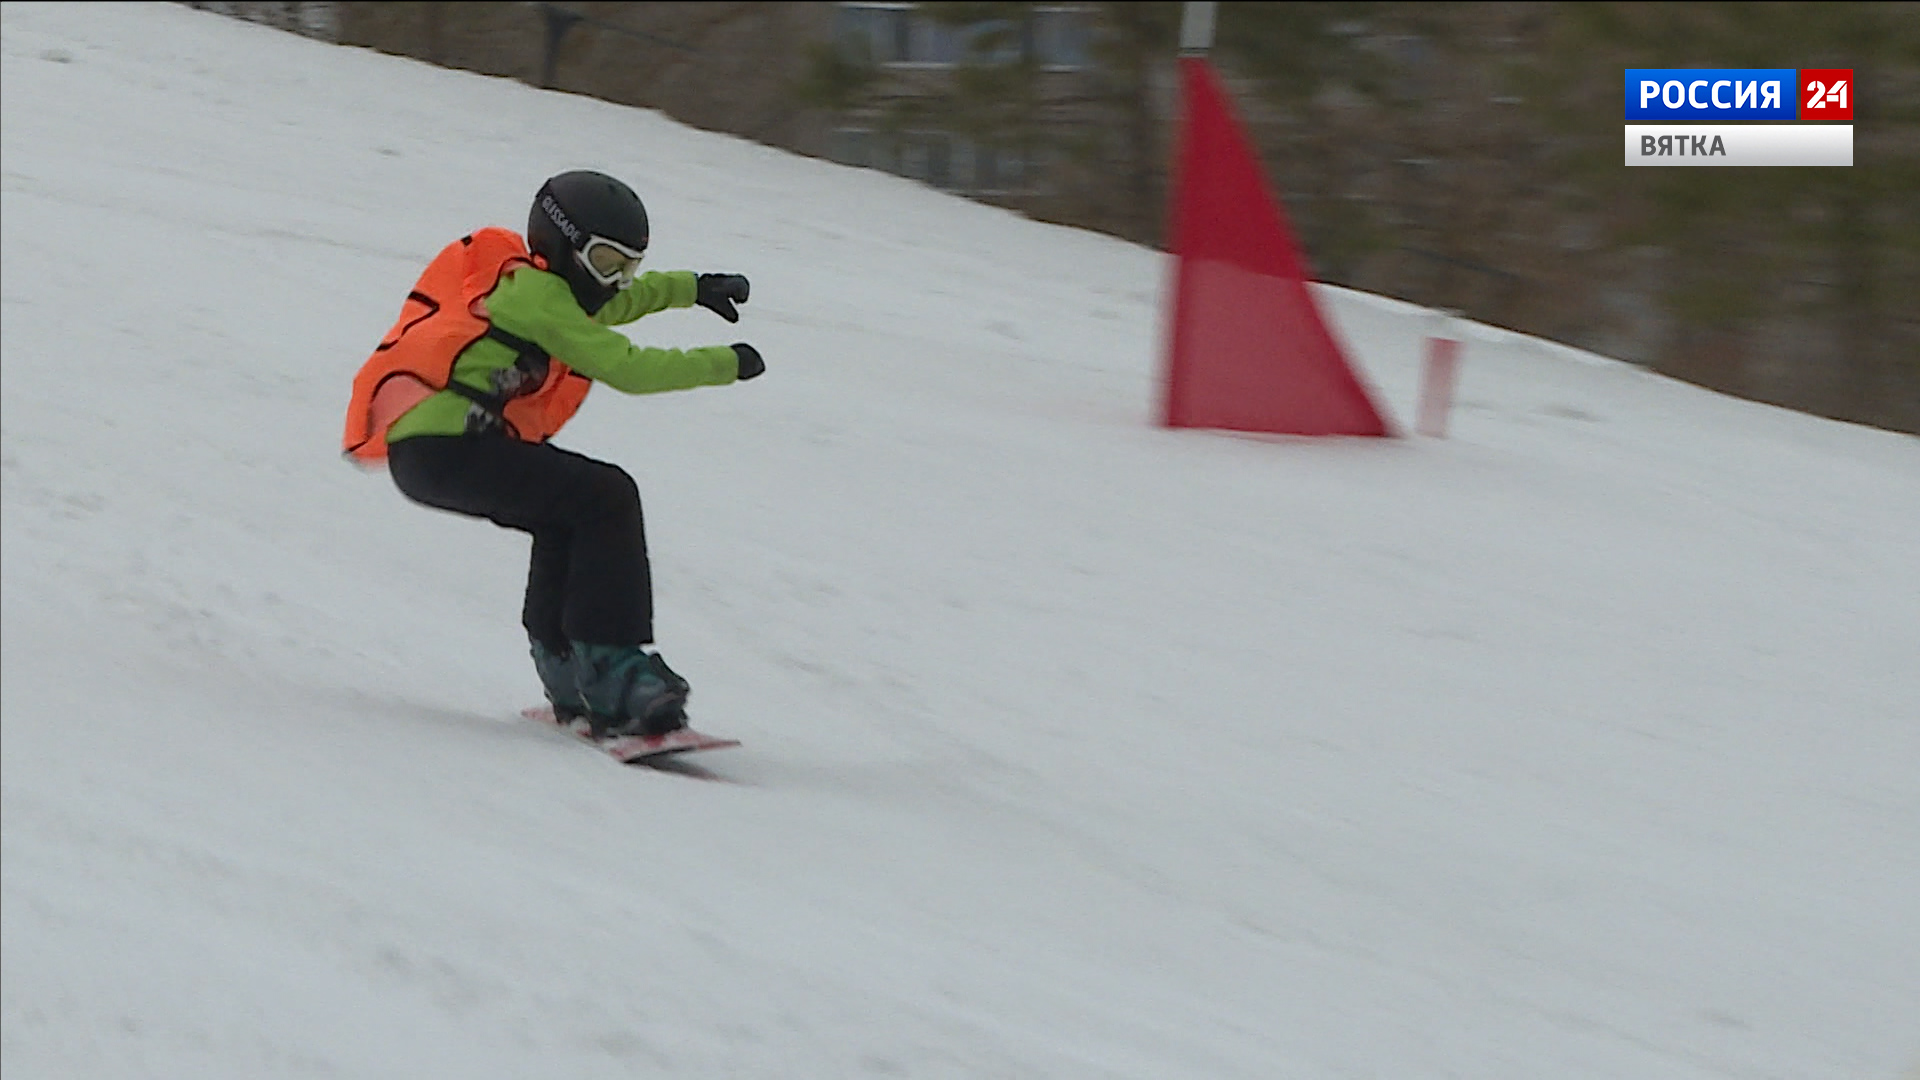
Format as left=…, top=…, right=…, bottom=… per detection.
left=385, top=266, right=739, bottom=444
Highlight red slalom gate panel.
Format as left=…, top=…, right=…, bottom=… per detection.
left=1161, top=57, right=1393, bottom=437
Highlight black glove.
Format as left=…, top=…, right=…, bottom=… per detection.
left=696, top=273, right=750, bottom=323
left=731, top=343, right=765, bottom=381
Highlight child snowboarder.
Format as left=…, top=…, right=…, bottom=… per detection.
left=343, top=170, right=763, bottom=739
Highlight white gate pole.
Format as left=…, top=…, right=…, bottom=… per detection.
left=1180, top=1, right=1217, bottom=55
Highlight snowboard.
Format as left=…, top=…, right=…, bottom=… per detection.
left=521, top=705, right=741, bottom=766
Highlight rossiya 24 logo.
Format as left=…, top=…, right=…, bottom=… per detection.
left=1625, top=69, right=1854, bottom=121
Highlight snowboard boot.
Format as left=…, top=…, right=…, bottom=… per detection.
left=648, top=650, right=691, bottom=700
left=572, top=642, right=691, bottom=739
left=647, top=650, right=692, bottom=731
left=530, top=638, right=589, bottom=725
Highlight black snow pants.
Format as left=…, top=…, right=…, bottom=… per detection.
left=386, top=434, right=653, bottom=651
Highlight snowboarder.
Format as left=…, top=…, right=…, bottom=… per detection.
left=342, top=170, right=762, bottom=739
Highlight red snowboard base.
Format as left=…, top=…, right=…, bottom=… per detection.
left=521, top=706, right=741, bottom=765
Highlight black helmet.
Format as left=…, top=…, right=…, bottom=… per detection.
left=528, top=170, right=650, bottom=315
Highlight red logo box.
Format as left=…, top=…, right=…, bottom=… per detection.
left=1799, top=68, right=1854, bottom=120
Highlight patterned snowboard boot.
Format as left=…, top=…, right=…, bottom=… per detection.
left=572, top=643, right=692, bottom=739
left=529, top=638, right=590, bottom=726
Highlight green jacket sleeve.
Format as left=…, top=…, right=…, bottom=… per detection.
left=485, top=267, right=736, bottom=394
left=595, top=269, right=697, bottom=325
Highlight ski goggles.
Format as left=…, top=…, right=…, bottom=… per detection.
left=577, top=235, right=646, bottom=289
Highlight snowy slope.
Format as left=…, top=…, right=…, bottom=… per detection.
left=4, top=4, right=1918, bottom=1078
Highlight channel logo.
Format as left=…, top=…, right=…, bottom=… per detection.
left=1624, top=68, right=1853, bottom=166
left=1626, top=69, right=1797, bottom=120
left=1797, top=68, right=1853, bottom=120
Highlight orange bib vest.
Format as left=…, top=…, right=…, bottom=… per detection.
left=342, top=227, right=592, bottom=465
